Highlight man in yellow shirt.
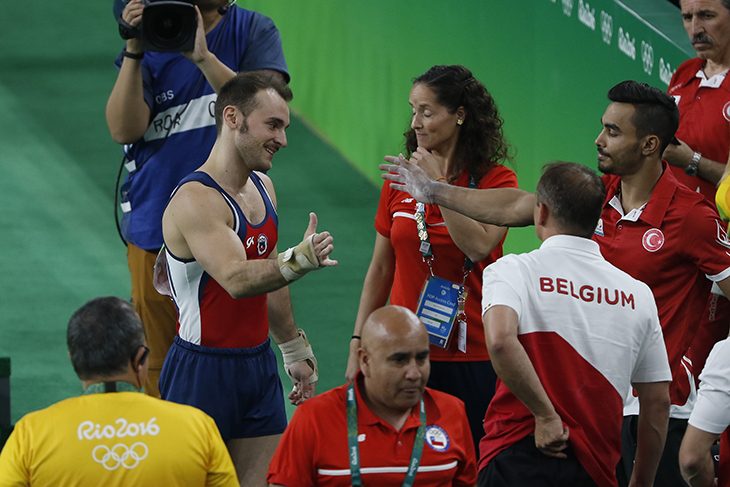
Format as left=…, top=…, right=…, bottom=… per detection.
left=0, top=296, right=237, bottom=486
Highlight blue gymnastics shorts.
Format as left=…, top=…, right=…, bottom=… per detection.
left=159, top=336, right=287, bottom=440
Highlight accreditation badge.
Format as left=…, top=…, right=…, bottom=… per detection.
left=415, top=276, right=460, bottom=348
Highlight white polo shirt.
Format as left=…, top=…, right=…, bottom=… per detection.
left=479, top=234, right=671, bottom=487
left=689, top=338, right=730, bottom=435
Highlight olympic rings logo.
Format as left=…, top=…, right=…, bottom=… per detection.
left=600, top=11, right=613, bottom=45
left=641, top=41, right=654, bottom=75
left=92, top=442, right=149, bottom=471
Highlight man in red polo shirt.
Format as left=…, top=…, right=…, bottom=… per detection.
left=267, top=305, right=476, bottom=487
left=381, top=80, right=730, bottom=487
left=664, top=0, right=730, bottom=402
left=664, top=0, right=730, bottom=196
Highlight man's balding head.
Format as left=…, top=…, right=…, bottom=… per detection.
left=360, top=305, right=428, bottom=350
left=358, top=306, right=430, bottom=416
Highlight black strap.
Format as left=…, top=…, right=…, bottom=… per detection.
left=122, top=49, right=144, bottom=60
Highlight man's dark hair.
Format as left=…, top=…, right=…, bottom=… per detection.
left=536, top=162, right=606, bottom=238
left=214, top=72, right=293, bottom=132
left=67, top=297, right=146, bottom=380
left=607, top=80, right=679, bottom=153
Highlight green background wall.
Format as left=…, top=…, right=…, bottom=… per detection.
left=247, top=0, right=694, bottom=252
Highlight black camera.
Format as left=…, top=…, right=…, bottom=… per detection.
left=116, top=0, right=197, bottom=52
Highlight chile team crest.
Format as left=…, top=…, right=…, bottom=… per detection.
left=257, top=234, right=269, bottom=256
left=425, top=425, right=450, bottom=452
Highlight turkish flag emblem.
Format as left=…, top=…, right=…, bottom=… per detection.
left=642, top=228, right=664, bottom=252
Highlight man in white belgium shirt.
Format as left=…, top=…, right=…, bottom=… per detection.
left=477, top=163, right=672, bottom=487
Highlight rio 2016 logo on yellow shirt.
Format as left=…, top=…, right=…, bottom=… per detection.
left=78, top=417, right=160, bottom=471
left=77, top=417, right=160, bottom=440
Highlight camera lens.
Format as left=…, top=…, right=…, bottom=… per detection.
left=153, top=12, right=182, bottom=40
left=141, top=1, right=197, bottom=52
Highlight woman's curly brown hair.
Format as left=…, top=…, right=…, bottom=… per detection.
left=404, top=65, right=510, bottom=181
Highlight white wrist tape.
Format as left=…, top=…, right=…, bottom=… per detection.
left=279, top=329, right=318, bottom=384
left=277, top=234, right=320, bottom=282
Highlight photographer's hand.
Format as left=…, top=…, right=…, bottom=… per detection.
left=184, top=6, right=210, bottom=65
left=183, top=6, right=236, bottom=93
left=122, top=0, right=144, bottom=54
left=106, top=0, right=149, bottom=143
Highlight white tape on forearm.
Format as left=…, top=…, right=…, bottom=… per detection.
left=279, top=329, right=318, bottom=384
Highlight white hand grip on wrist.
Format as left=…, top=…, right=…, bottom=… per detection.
left=277, top=234, right=320, bottom=282
left=279, top=329, right=318, bottom=384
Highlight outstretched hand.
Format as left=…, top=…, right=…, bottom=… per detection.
left=303, top=212, right=337, bottom=267
left=380, top=155, right=438, bottom=204
left=277, top=212, right=336, bottom=282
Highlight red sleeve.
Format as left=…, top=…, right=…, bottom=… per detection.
left=374, top=180, right=393, bottom=238
left=267, top=405, right=318, bottom=487
left=682, top=200, right=730, bottom=279
left=479, top=165, right=518, bottom=190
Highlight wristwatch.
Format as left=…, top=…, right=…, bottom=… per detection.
left=685, top=151, right=702, bottom=177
